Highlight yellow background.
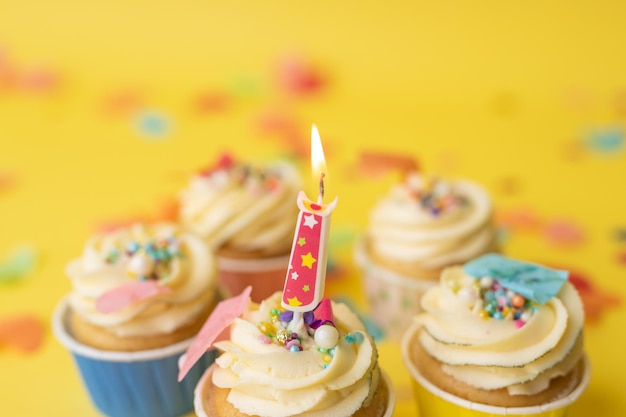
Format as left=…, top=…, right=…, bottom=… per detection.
left=1, top=1, right=625, bottom=415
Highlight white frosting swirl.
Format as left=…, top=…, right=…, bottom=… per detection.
left=367, top=174, right=496, bottom=270
left=212, top=293, right=380, bottom=417
left=66, top=223, right=216, bottom=337
left=416, top=266, right=584, bottom=395
left=179, top=160, right=301, bottom=255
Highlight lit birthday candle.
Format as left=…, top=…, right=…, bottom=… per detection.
left=281, top=125, right=338, bottom=316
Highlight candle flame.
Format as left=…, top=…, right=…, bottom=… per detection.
left=311, top=124, right=327, bottom=179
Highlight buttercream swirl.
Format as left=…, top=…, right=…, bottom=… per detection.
left=367, top=173, right=496, bottom=270
left=179, top=158, right=301, bottom=256
left=415, top=266, right=584, bottom=395
left=66, top=223, right=216, bottom=337
left=211, top=293, right=380, bottom=417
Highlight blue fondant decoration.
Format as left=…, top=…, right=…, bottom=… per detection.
left=463, top=253, right=569, bottom=304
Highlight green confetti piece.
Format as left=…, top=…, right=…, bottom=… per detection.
left=0, top=245, right=38, bottom=284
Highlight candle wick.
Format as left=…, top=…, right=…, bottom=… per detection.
left=318, top=172, right=325, bottom=204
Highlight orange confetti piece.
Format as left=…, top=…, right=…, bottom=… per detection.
left=0, top=314, right=45, bottom=352
left=356, top=150, right=419, bottom=179
left=494, top=207, right=543, bottom=232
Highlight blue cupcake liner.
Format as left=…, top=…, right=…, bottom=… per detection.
left=52, top=298, right=215, bottom=417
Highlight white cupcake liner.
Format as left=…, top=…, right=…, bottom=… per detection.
left=52, top=297, right=215, bottom=417
left=401, top=322, right=591, bottom=417
left=354, top=239, right=437, bottom=341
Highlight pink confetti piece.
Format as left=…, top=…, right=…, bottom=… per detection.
left=0, top=314, right=44, bottom=352
left=18, top=67, right=59, bottom=92
left=542, top=219, right=585, bottom=246
left=276, top=56, right=326, bottom=95
left=96, top=281, right=172, bottom=314
left=178, top=286, right=251, bottom=381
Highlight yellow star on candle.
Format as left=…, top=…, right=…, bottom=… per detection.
left=301, top=252, right=317, bottom=269
left=302, top=285, right=310, bottom=292
left=297, top=237, right=306, bottom=247
left=287, top=296, right=302, bottom=307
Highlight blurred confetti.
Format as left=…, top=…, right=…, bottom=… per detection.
left=254, top=109, right=309, bottom=158
left=229, top=73, right=264, bottom=100
left=135, top=110, right=172, bottom=139
left=563, top=86, right=594, bottom=114
left=560, top=138, right=586, bottom=162
left=193, top=90, right=231, bottom=114
left=613, top=89, right=626, bottom=118
left=583, top=126, right=624, bottom=154
left=0, top=245, right=38, bottom=285
left=354, top=150, right=419, bottom=179
left=567, top=269, right=622, bottom=324
left=276, top=55, right=326, bottom=96
left=102, top=89, right=145, bottom=118
left=0, top=48, right=60, bottom=94
left=613, top=227, right=626, bottom=242
left=542, top=218, right=585, bottom=247
left=495, top=206, right=543, bottom=232
left=0, top=314, right=45, bottom=353
left=0, top=171, right=16, bottom=192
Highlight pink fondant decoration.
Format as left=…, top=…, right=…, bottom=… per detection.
left=314, top=298, right=334, bottom=325
left=95, top=281, right=172, bottom=314
left=178, top=285, right=252, bottom=381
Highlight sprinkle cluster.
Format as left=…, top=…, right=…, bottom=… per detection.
left=449, top=275, right=537, bottom=328
left=405, top=176, right=467, bottom=216
left=199, top=154, right=282, bottom=193
left=255, top=304, right=364, bottom=369
left=104, top=235, right=183, bottom=282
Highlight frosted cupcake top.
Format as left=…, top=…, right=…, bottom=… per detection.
left=66, top=223, right=216, bottom=337
left=415, top=254, right=584, bottom=395
left=367, top=173, right=496, bottom=270
left=179, top=155, right=302, bottom=256
left=211, top=292, right=381, bottom=417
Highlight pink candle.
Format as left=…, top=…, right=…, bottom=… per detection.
left=281, top=125, right=337, bottom=313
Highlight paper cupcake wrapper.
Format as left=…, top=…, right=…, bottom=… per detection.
left=354, top=239, right=437, bottom=341
left=217, top=254, right=289, bottom=303
left=194, top=363, right=396, bottom=417
left=52, top=298, right=216, bottom=417
left=401, top=323, right=591, bottom=417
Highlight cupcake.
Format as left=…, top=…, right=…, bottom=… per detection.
left=179, top=154, right=302, bottom=302
left=402, top=254, right=589, bottom=416
left=191, top=292, right=395, bottom=416
left=52, top=222, right=219, bottom=417
left=355, top=172, right=497, bottom=339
